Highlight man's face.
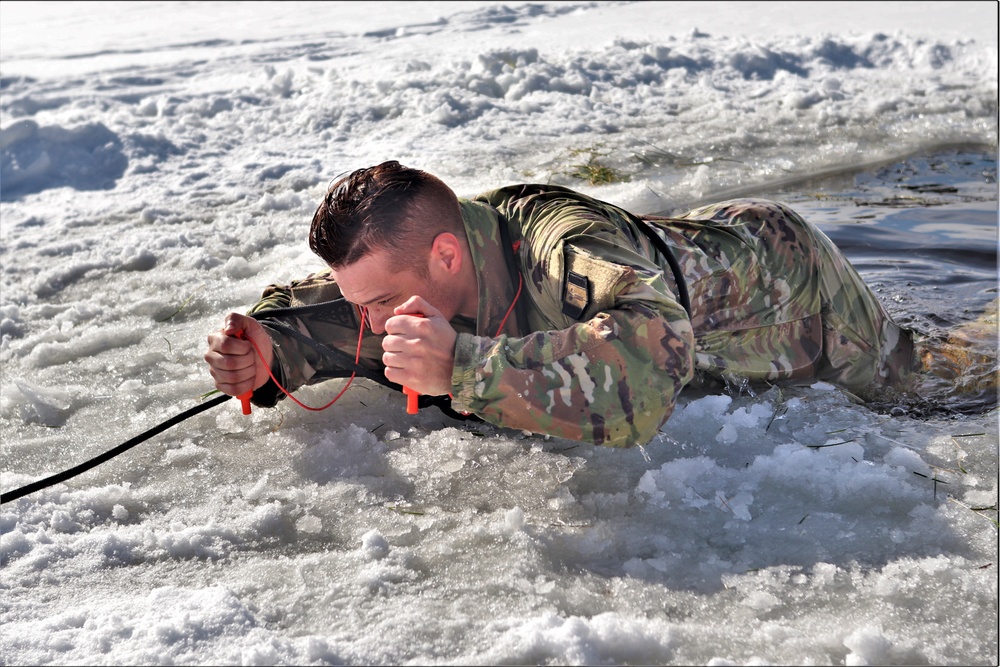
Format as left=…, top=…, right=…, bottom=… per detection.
left=331, top=248, right=452, bottom=334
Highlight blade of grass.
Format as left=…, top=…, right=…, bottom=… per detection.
left=806, top=439, right=855, bottom=449
left=158, top=284, right=206, bottom=322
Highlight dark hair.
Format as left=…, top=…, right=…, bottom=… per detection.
left=309, top=161, right=465, bottom=276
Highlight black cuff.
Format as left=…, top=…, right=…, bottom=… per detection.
left=251, top=378, right=284, bottom=407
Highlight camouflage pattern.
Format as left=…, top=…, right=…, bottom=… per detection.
left=246, top=184, right=914, bottom=447
left=653, top=197, right=914, bottom=388
left=458, top=186, right=695, bottom=447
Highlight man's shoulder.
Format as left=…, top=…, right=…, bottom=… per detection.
left=470, top=182, right=580, bottom=206
left=472, top=183, right=633, bottom=227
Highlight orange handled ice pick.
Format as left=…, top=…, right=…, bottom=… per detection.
left=234, top=329, right=253, bottom=415
left=401, top=313, right=424, bottom=414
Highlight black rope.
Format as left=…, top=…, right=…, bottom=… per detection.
left=630, top=215, right=692, bottom=317
left=1, top=394, right=231, bottom=505
left=2, top=322, right=479, bottom=504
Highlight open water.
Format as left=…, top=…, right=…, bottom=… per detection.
left=756, top=146, right=998, bottom=417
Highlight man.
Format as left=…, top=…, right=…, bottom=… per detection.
left=205, top=161, right=915, bottom=447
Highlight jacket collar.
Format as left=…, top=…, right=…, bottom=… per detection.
left=458, top=199, right=524, bottom=338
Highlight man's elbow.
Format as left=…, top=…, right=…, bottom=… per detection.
left=590, top=400, right=676, bottom=448
left=595, top=358, right=692, bottom=448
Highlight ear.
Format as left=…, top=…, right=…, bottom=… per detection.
left=429, top=232, right=464, bottom=277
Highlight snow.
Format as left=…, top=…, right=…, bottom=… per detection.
left=1, top=1, right=997, bottom=665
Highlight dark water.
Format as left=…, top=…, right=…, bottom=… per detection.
left=760, top=146, right=998, bottom=416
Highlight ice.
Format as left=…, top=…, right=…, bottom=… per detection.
left=2, top=380, right=83, bottom=427
left=0, top=120, right=129, bottom=197
left=843, top=625, right=895, bottom=666
left=1, top=1, right=997, bottom=665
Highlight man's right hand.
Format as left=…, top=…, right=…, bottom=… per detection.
left=204, top=313, right=274, bottom=397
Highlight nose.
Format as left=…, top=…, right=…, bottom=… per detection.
left=366, top=309, right=389, bottom=335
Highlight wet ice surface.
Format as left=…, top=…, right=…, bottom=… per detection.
left=1, top=2, right=997, bottom=665
left=3, top=380, right=997, bottom=665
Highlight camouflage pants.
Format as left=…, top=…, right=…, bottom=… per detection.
left=805, top=216, right=916, bottom=388
left=664, top=199, right=916, bottom=390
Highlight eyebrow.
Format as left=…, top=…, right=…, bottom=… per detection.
left=353, top=290, right=394, bottom=307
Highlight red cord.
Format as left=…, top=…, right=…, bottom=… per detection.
left=241, top=308, right=366, bottom=412
left=241, top=271, right=522, bottom=414
left=494, top=274, right=523, bottom=337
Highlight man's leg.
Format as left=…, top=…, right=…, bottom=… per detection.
left=782, top=205, right=916, bottom=389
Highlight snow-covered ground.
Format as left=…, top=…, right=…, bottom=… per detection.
left=1, top=2, right=997, bottom=664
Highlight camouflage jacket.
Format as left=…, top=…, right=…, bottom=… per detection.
left=247, top=184, right=910, bottom=447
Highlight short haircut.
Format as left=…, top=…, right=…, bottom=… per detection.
left=309, top=161, right=465, bottom=276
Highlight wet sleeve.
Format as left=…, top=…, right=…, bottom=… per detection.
left=245, top=270, right=386, bottom=407
left=449, top=238, right=695, bottom=448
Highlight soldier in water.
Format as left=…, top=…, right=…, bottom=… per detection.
left=204, top=161, right=915, bottom=447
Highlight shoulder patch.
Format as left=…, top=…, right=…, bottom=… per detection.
left=562, top=247, right=628, bottom=321
left=562, top=270, right=590, bottom=319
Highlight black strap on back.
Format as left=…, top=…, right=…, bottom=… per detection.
left=629, top=215, right=692, bottom=317
left=491, top=205, right=689, bottom=320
